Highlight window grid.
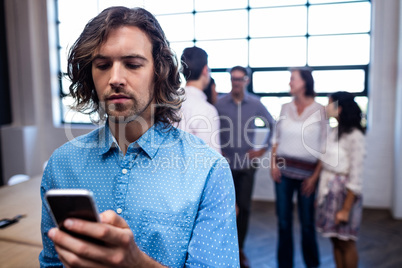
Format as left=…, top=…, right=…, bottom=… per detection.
left=56, top=0, right=371, bottom=124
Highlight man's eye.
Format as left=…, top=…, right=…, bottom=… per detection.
left=126, top=63, right=141, bottom=69
left=96, top=63, right=110, bottom=70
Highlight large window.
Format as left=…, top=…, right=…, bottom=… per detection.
left=56, top=0, right=371, bottom=123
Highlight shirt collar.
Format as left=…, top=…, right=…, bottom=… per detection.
left=136, top=122, right=167, bottom=159
left=230, top=91, right=250, bottom=104
left=98, top=121, right=168, bottom=159
left=98, top=121, right=115, bottom=156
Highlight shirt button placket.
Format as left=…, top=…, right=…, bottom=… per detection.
left=115, top=164, right=129, bottom=215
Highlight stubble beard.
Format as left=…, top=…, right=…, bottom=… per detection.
left=100, top=92, right=155, bottom=125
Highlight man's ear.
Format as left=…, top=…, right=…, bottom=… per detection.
left=244, top=75, right=250, bottom=86
left=202, top=65, right=209, bottom=76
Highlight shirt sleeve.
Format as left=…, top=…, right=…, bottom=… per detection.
left=38, top=156, right=64, bottom=268
left=345, top=130, right=366, bottom=195
left=185, top=158, right=239, bottom=267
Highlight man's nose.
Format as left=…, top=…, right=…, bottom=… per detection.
left=109, top=63, right=126, bottom=87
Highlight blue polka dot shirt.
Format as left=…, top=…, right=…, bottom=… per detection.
left=39, top=122, right=239, bottom=267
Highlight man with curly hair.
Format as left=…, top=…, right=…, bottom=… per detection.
left=39, top=6, right=238, bottom=268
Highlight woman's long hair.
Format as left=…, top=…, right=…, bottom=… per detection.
left=329, top=91, right=365, bottom=139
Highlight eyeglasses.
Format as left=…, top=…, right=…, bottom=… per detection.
left=230, top=76, right=248, bottom=82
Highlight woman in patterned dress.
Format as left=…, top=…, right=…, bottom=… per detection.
left=316, top=91, right=366, bottom=268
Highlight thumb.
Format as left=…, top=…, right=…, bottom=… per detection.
left=100, top=210, right=129, bottom=228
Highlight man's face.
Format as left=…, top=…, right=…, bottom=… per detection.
left=92, top=26, right=155, bottom=123
left=230, top=70, right=248, bottom=95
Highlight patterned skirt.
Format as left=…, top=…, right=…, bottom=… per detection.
left=316, top=174, right=362, bottom=241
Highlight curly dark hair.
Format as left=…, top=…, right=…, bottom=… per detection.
left=329, top=91, right=365, bottom=139
left=67, top=6, right=183, bottom=125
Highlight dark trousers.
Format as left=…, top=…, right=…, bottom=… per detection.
left=274, top=175, right=320, bottom=268
left=231, top=168, right=256, bottom=250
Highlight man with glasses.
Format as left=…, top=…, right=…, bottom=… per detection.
left=216, top=65, right=275, bottom=268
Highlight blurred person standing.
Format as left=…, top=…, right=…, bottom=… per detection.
left=204, top=76, right=218, bottom=105
left=270, top=67, right=326, bottom=268
left=216, top=65, right=275, bottom=268
left=178, top=47, right=221, bottom=153
left=316, top=91, right=365, bottom=268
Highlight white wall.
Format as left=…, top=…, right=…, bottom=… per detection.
left=363, top=0, right=400, bottom=211
left=1, top=0, right=94, bottom=182
left=1, top=0, right=401, bottom=218
left=393, top=1, right=402, bottom=219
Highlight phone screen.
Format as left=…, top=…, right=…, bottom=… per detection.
left=45, top=189, right=103, bottom=245
left=46, top=194, right=98, bottom=225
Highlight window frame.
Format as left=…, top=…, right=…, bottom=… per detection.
left=55, top=0, right=371, bottom=124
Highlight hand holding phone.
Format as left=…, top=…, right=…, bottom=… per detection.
left=45, top=189, right=104, bottom=245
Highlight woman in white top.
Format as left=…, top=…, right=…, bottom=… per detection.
left=316, top=91, right=365, bottom=268
left=271, top=67, right=326, bottom=268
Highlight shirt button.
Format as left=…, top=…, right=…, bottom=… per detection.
left=122, top=169, right=127, bottom=174
left=116, top=208, right=122, bottom=214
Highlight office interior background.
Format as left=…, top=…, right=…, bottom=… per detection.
left=0, top=0, right=402, bottom=219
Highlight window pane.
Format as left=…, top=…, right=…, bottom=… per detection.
left=59, top=48, right=68, bottom=74
left=196, top=40, right=248, bottom=68
left=140, top=0, right=193, bottom=14
left=156, top=14, right=194, bottom=42
left=308, top=34, right=370, bottom=66
left=98, top=0, right=139, bottom=10
left=253, top=71, right=290, bottom=93
left=212, top=72, right=231, bottom=93
left=313, top=69, right=365, bottom=93
left=309, top=3, right=371, bottom=35
left=309, top=0, right=362, bottom=3
left=355, top=96, right=368, bottom=121
left=170, top=41, right=195, bottom=62
left=58, top=22, right=82, bottom=49
left=250, top=0, right=306, bottom=7
left=260, top=97, right=292, bottom=120
left=250, top=7, right=307, bottom=37
left=58, top=0, right=98, bottom=22
left=58, top=0, right=98, bottom=48
left=250, top=37, right=306, bottom=67
left=62, top=97, right=92, bottom=123
left=61, top=75, right=71, bottom=95
left=315, top=96, right=329, bottom=107
left=195, top=0, right=247, bottom=11
left=195, top=10, right=248, bottom=40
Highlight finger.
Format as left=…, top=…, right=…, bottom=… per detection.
left=55, top=244, right=109, bottom=268
left=50, top=226, right=104, bottom=255
left=63, top=217, right=131, bottom=247
left=100, top=210, right=129, bottom=228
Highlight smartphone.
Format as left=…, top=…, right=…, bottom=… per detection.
left=45, top=189, right=103, bottom=244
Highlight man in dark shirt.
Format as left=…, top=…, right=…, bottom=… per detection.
left=215, top=65, right=275, bottom=268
